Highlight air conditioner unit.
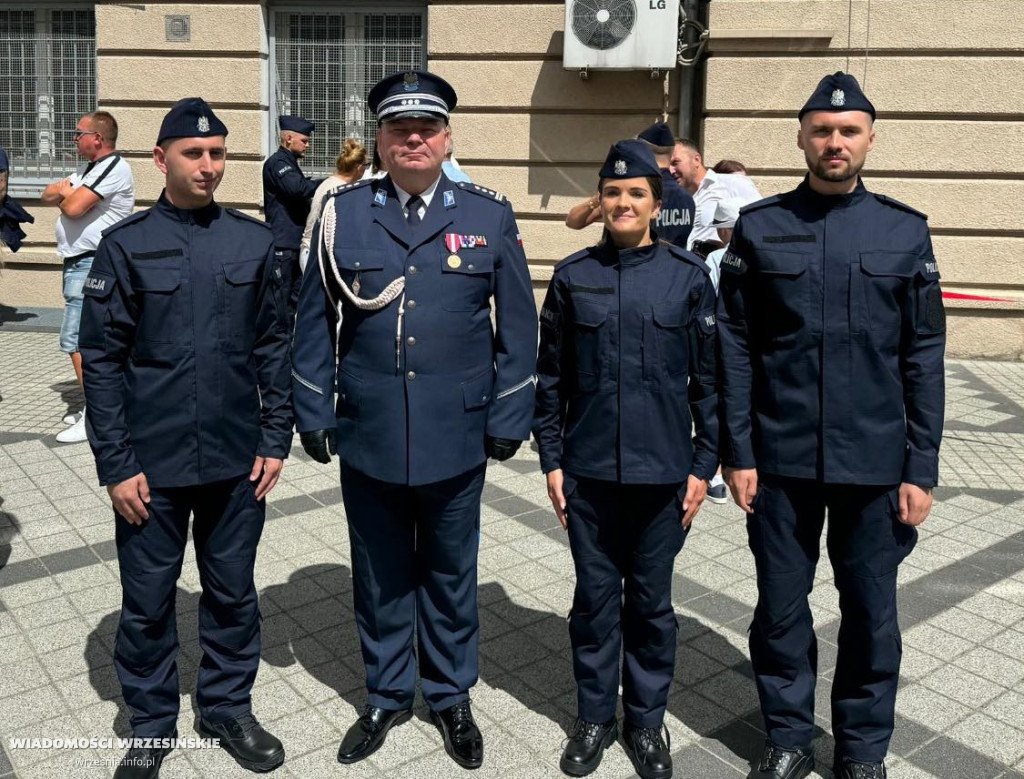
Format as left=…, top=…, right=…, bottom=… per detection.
left=563, top=0, right=680, bottom=72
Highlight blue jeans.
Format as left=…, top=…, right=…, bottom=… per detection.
left=60, top=254, right=94, bottom=353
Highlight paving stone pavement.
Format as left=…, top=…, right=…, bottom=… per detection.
left=1, top=329, right=1024, bottom=779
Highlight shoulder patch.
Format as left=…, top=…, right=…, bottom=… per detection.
left=738, top=193, right=785, bottom=215
left=665, top=243, right=712, bottom=276
left=100, top=210, right=149, bottom=237
left=874, top=193, right=928, bottom=220
left=457, top=181, right=508, bottom=204
left=553, top=247, right=594, bottom=272
left=719, top=249, right=747, bottom=275
left=226, top=209, right=272, bottom=230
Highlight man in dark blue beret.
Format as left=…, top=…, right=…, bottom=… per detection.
left=718, top=72, right=944, bottom=779
left=0, top=145, right=35, bottom=253
left=262, top=113, right=323, bottom=322
left=80, top=96, right=292, bottom=778
left=292, top=69, right=538, bottom=771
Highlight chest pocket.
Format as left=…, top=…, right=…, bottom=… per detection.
left=336, top=249, right=388, bottom=300
left=754, top=249, right=810, bottom=340
left=571, top=295, right=609, bottom=392
left=222, top=259, right=265, bottom=347
left=649, top=299, right=691, bottom=382
left=129, top=262, right=183, bottom=346
left=440, top=250, right=494, bottom=312
left=854, top=251, right=916, bottom=334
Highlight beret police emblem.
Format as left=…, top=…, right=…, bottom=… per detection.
left=614, top=159, right=627, bottom=175
left=197, top=115, right=210, bottom=132
left=830, top=89, right=846, bottom=107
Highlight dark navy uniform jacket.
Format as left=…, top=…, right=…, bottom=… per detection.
left=533, top=238, right=719, bottom=484
left=292, top=174, right=538, bottom=486
left=717, top=176, right=945, bottom=488
left=79, top=193, right=294, bottom=488
left=655, top=168, right=695, bottom=249
left=262, top=146, right=321, bottom=249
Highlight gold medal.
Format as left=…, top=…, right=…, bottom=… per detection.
left=447, top=254, right=462, bottom=269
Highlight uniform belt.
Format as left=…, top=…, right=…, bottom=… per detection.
left=63, top=250, right=96, bottom=262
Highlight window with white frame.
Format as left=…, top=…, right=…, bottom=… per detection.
left=0, top=6, right=96, bottom=194
left=271, top=9, right=426, bottom=176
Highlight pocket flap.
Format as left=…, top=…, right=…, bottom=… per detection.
left=860, top=251, right=916, bottom=277
left=572, top=296, right=609, bottom=327
left=223, top=259, right=265, bottom=285
left=337, top=369, right=362, bottom=408
left=462, top=368, right=494, bottom=410
left=652, top=300, right=689, bottom=328
left=337, top=249, right=386, bottom=272
left=131, top=267, right=181, bottom=292
left=442, top=251, right=494, bottom=275
left=758, top=250, right=810, bottom=276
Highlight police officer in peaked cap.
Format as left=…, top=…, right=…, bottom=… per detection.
left=263, top=113, right=324, bottom=322
left=291, top=70, right=538, bottom=769
left=79, top=97, right=293, bottom=778
left=534, top=140, right=718, bottom=779
left=717, top=72, right=945, bottom=779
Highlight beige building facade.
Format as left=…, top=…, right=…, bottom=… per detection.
left=1, top=0, right=1021, bottom=358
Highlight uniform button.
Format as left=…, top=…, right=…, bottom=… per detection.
left=354, top=261, right=361, bottom=268
left=408, top=265, right=417, bottom=274
left=407, top=300, right=416, bottom=309
left=407, top=371, right=416, bottom=380
left=468, top=263, right=475, bottom=271
left=482, top=394, right=488, bottom=402
left=407, top=336, right=416, bottom=346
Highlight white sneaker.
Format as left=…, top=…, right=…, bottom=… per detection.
left=62, top=408, right=85, bottom=425
left=56, top=411, right=88, bottom=443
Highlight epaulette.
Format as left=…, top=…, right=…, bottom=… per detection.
left=738, top=193, right=784, bottom=215
left=330, top=178, right=373, bottom=198
left=101, top=210, right=149, bottom=237
left=665, top=242, right=712, bottom=277
left=457, top=181, right=508, bottom=204
left=874, top=193, right=928, bottom=220
left=553, top=247, right=593, bottom=272
left=226, top=208, right=272, bottom=230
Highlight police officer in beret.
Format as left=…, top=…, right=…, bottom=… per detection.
left=717, top=72, right=945, bottom=779
left=292, top=70, right=538, bottom=769
left=263, top=114, right=324, bottom=319
left=79, top=98, right=293, bottom=778
left=535, top=140, right=718, bottom=779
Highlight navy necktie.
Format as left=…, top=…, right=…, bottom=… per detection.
left=406, top=195, right=422, bottom=226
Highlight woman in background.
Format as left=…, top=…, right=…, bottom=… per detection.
left=300, top=138, right=367, bottom=272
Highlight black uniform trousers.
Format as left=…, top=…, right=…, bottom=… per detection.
left=563, top=473, right=688, bottom=728
left=747, top=476, right=917, bottom=763
left=273, top=247, right=300, bottom=325
left=114, top=474, right=265, bottom=737
left=340, top=462, right=486, bottom=713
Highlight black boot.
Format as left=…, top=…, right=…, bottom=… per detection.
left=750, top=740, right=814, bottom=779
left=430, top=700, right=484, bottom=769
left=113, top=730, right=176, bottom=779
left=559, top=718, right=618, bottom=777
left=198, top=712, right=284, bottom=772
left=622, top=723, right=673, bottom=779
left=337, top=705, right=412, bottom=764
left=834, top=757, right=887, bottom=779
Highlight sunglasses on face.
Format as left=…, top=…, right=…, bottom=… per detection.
left=73, top=130, right=100, bottom=139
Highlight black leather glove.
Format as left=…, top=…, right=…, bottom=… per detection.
left=300, top=429, right=337, bottom=464
left=485, top=436, right=521, bottom=462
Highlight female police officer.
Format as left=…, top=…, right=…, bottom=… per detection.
left=534, top=140, right=719, bottom=779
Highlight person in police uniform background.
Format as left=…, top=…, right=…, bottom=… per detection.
left=262, top=114, right=324, bottom=318
left=79, top=98, right=293, bottom=779
left=717, top=73, right=945, bottom=779
left=291, top=70, right=538, bottom=770
left=535, top=140, right=717, bottom=779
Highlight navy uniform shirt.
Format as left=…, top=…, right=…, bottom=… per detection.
left=717, top=176, right=945, bottom=488
left=79, top=192, right=293, bottom=488
left=262, top=146, right=322, bottom=249
left=292, top=175, right=538, bottom=486
left=533, top=239, right=719, bottom=484
left=655, top=168, right=695, bottom=249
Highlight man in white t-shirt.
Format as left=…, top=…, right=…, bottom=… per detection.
left=670, top=137, right=762, bottom=256
left=41, top=111, right=135, bottom=443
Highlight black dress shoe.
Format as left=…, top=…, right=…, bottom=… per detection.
left=622, top=723, right=673, bottom=779
left=559, top=718, right=618, bottom=777
left=750, top=740, right=814, bottom=779
left=337, top=705, right=413, bottom=764
left=198, top=712, right=284, bottom=772
left=834, top=757, right=887, bottom=779
left=113, top=730, right=176, bottom=779
left=430, top=700, right=484, bottom=769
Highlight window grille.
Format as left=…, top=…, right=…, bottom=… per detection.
left=271, top=9, right=425, bottom=176
left=0, top=7, right=96, bottom=193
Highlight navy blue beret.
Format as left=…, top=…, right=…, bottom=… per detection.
left=279, top=115, right=315, bottom=135
left=157, top=98, right=228, bottom=144
left=368, top=70, right=458, bottom=124
left=637, top=121, right=675, bottom=148
left=599, top=139, right=661, bottom=180
left=0, top=146, right=8, bottom=173
left=799, top=71, right=876, bottom=121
